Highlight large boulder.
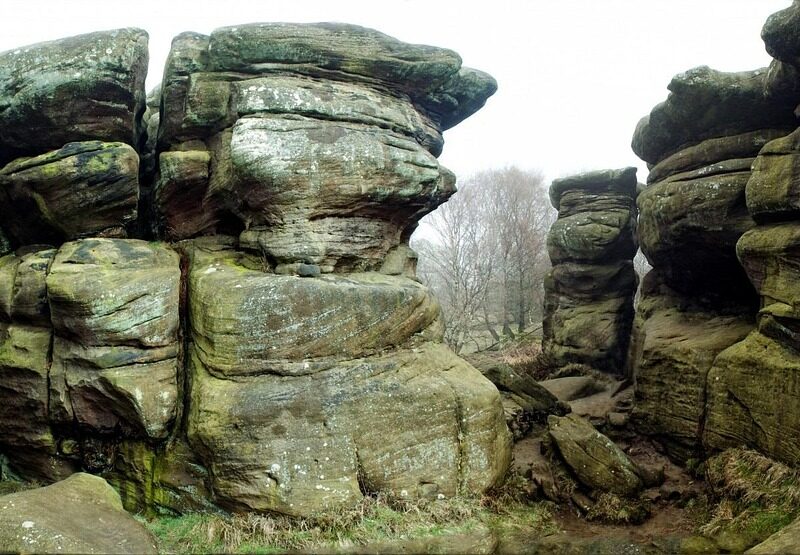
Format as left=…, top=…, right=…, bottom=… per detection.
left=0, top=473, right=157, bottom=554
left=184, top=238, right=510, bottom=516
left=0, top=142, right=139, bottom=246
left=155, top=23, right=494, bottom=272
left=548, top=413, right=642, bottom=496
left=46, top=239, right=181, bottom=439
left=637, top=161, right=756, bottom=296
left=0, top=28, right=148, bottom=164
left=631, top=66, right=796, bottom=165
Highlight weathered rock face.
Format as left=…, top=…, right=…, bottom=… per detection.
left=630, top=272, right=753, bottom=461
left=0, top=239, right=181, bottom=482
left=0, top=142, right=140, bottom=246
left=0, top=24, right=508, bottom=518
left=0, top=29, right=148, bottom=252
left=631, top=2, right=800, bottom=466
left=543, top=168, right=638, bottom=374
left=154, top=23, right=491, bottom=272
left=0, top=28, right=149, bottom=165
left=183, top=238, right=509, bottom=516
left=0, top=473, right=157, bottom=554
left=704, top=126, right=800, bottom=467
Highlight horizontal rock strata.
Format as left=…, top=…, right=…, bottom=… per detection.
left=0, top=23, right=510, bottom=518
left=543, top=167, right=638, bottom=374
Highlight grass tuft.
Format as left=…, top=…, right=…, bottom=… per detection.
left=144, top=489, right=557, bottom=554
left=701, top=448, right=800, bottom=542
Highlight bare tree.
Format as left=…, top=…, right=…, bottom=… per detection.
left=414, top=166, right=554, bottom=353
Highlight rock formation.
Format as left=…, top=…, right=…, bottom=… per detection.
left=0, top=24, right=511, bottom=517
left=542, top=168, right=638, bottom=374
left=630, top=1, right=800, bottom=464
left=703, top=3, right=800, bottom=466
left=0, top=473, right=158, bottom=554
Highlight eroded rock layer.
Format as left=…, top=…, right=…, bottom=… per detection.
left=631, top=3, right=800, bottom=462
left=705, top=125, right=800, bottom=466
left=153, top=22, right=493, bottom=273
left=0, top=23, right=509, bottom=517
left=543, top=167, right=638, bottom=374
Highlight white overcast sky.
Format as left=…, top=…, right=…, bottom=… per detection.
left=0, top=0, right=790, bottom=185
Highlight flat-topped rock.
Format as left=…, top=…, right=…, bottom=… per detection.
left=549, top=167, right=638, bottom=210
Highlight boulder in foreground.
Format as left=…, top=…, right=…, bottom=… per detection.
left=0, top=473, right=157, bottom=554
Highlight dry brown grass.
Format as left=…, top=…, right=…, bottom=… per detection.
left=501, top=343, right=559, bottom=381
left=701, top=448, right=800, bottom=540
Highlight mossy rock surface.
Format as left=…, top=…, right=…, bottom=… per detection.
left=0, top=473, right=157, bottom=554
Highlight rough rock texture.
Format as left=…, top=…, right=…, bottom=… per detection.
left=704, top=125, right=800, bottom=466
left=626, top=42, right=800, bottom=459
left=631, top=66, right=796, bottom=165
left=630, top=272, right=753, bottom=461
left=543, top=168, right=638, bottom=374
left=184, top=238, right=509, bottom=516
left=0, top=28, right=149, bottom=165
left=0, top=23, right=508, bottom=518
left=0, top=142, right=140, bottom=246
left=0, top=473, right=157, bottom=554
left=154, top=22, right=492, bottom=272
left=548, top=413, right=642, bottom=496
left=46, top=239, right=180, bottom=440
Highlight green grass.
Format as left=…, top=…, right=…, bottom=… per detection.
left=701, top=448, right=800, bottom=544
left=143, top=487, right=557, bottom=554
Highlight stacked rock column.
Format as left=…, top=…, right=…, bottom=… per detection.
left=0, top=29, right=186, bottom=485
left=0, top=23, right=512, bottom=516
left=155, top=23, right=511, bottom=516
left=630, top=54, right=798, bottom=460
left=542, top=168, right=638, bottom=375
left=703, top=1, right=800, bottom=466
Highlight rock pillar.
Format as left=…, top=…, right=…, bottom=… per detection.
left=542, top=167, right=638, bottom=374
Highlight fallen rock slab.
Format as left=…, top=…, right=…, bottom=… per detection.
left=548, top=413, right=642, bottom=496
left=0, top=473, right=157, bottom=554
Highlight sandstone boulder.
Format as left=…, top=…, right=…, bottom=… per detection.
left=548, top=413, right=642, bottom=496
left=46, top=239, right=180, bottom=439
left=0, top=29, right=148, bottom=164
left=632, top=66, right=796, bottom=165
left=0, top=142, right=139, bottom=246
left=184, top=238, right=509, bottom=516
left=155, top=23, right=492, bottom=273
left=637, top=166, right=756, bottom=296
left=0, top=473, right=157, bottom=554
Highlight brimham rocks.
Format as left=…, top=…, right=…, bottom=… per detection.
left=630, top=0, right=800, bottom=464
left=543, top=167, right=639, bottom=375
left=0, top=23, right=511, bottom=517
